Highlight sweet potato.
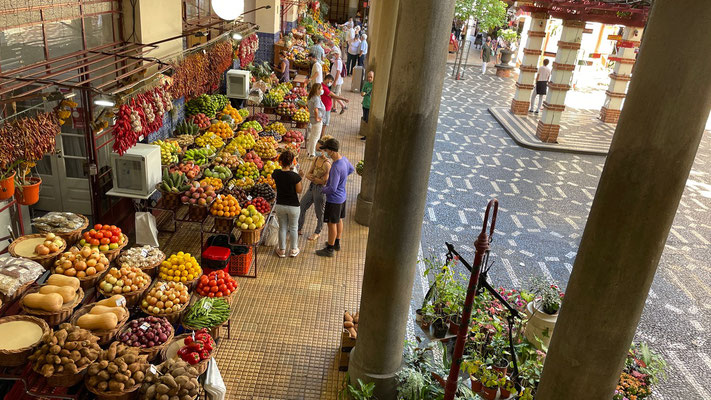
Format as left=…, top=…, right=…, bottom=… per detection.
left=344, top=311, right=353, bottom=322
left=156, top=383, right=170, bottom=394
left=107, top=363, right=119, bottom=374
left=344, top=321, right=354, bottom=328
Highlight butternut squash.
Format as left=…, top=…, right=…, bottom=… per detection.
left=89, top=305, right=127, bottom=321
left=39, top=285, right=76, bottom=303
left=76, top=312, right=118, bottom=331
left=96, top=295, right=126, bottom=308
left=46, top=274, right=80, bottom=291
left=23, top=292, right=64, bottom=312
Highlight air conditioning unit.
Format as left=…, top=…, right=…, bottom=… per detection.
left=226, top=69, right=250, bottom=99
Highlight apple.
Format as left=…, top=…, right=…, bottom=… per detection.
left=241, top=223, right=248, bottom=230
left=99, top=244, right=109, bottom=252
left=109, top=243, right=119, bottom=250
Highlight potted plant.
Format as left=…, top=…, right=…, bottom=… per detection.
left=486, top=332, right=511, bottom=376
left=524, top=277, right=564, bottom=349
left=419, top=304, right=435, bottom=330
left=461, top=358, right=484, bottom=393
left=499, top=377, right=518, bottom=398
left=0, top=162, right=19, bottom=201
left=498, top=29, right=520, bottom=65
left=479, top=368, right=502, bottom=400
left=432, top=315, right=449, bottom=339
left=14, top=161, right=42, bottom=206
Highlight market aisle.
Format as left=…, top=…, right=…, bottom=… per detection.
left=161, top=76, right=367, bottom=399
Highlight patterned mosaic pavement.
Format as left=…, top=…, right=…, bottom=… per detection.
left=421, top=66, right=711, bottom=399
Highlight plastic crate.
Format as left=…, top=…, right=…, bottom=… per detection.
left=230, top=246, right=252, bottom=276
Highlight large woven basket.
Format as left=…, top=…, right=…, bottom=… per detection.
left=239, top=228, right=263, bottom=245
left=117, top=323, right=174, bottom=362
left=8, top=234, right=67, bottom=270
left=20, top=286, right=84, bottom=326
left=156, top=184, right=183, bottom=210
left=51, top=263, right=110, bottom=291
left=141, top=300, right=189, bottom=325
left=117, top=249, right=165, bottom=278
left=97, top=279, right=151, bottom=308
left=0, top=315, right=50, bottom=367
left=161, top=334, right=211, bottom=376
left=86, top=382, right=141, bottom=400
left=37, top=362, right=89, bottom=387
left=103, top=234, right=129, bottom=263
left=0, top=279, right=34, bottom=305
left=36, top=214, right=89, bottom=247
left=70, top=303, right=129, bottom=346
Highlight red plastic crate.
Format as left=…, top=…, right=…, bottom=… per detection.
left=230, top=246, right=252, bottom=276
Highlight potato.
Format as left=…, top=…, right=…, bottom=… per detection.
left=97, top=370, right=110, bottom=381
left=88, top=364, right=100, bottom=376
left=97, top=381, right=108, bottom=391
left=156, top=383, right=170, bottom=394
left=108, top=381, right=125, bottom=392
left=344, top=321, right=354, bottom=328
left=87, top=376, right=100, bottom=388
left=107, top=363, right=119, bottom=374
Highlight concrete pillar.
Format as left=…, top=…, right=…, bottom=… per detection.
left=599, top=26, right=644, bottom=123
left=254, top=0, right=280, bottom=63
left=353, top=0, right=399, bottom=226
left=537, top=2, right=711, bottom=399
left=536, top=19, right=584, bottom=143
left=285, top=2, right=299, bottom=32
left=510, top=11, right=550, bottom=115
left=348, top=0, right=359, bottom=18
left=347, top=0, right=456, bottom=398
left=121, top=0, right=182, bottom=60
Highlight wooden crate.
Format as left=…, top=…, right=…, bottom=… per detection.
left=341, top=330, right=356, bottom=352
left=338, top=350, right=350, bottom=371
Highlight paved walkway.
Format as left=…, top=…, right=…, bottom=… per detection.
left=422, top=66, right=711, bottom=399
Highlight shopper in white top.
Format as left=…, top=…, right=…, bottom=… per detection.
left=530, top=58, right=552, bottom=114
left=358, top=34, right=368, bottom=67
left=346, top=35, right=361, bottom=75
left=330, top=51, right=347, bottom=113
left=309, top=53, right=323, bottom=88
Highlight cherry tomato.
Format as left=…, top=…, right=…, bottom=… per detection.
left=83, top=232, right=91, bottom=241
left=218, top=284, right=227, bottom=293
left=208, top=280, right=217, bottom=287
left=94, top=231, right=104, bottom=239
left=110, top=235, right=119, bottom=243
left=216, top=292, right=223, bottom=297
left=208, top=292, right=215, bottom=297
left=100, top=238, right=110, bottom=245
left=94, top=224, right=103, bottom=230
left=210, top=286, right=219, bottom=292
left=217, top=279, right=224, bottom=286
left=90, top=239, right=100, bottom=246
left=200, top=275, right=209, bottom=284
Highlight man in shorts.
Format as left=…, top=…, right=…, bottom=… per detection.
left=316, top=138, right=355, bottom=258
left=529, top=58, right=551, bottom=114
left=321, top=74, right=349, bottom=136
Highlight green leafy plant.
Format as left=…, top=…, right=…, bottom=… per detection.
left=499, top=28, right=519, bottom=47
left=626, top=342, right=667, bottom=385
left=339, top=374, right=376, bottom=400
left=527, top=277, right=564, bottom=314
left=454, top=0, right=508, bottom=33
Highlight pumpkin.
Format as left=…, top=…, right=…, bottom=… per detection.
left=38, top=285, right=76, bottom=303
left=77, top=313, right=118, bottom=331
left=46, top=274, right=80, bottom=291
left=89, top=305, right=128, bottom=321
left=23, top=292, right=64, bottom=312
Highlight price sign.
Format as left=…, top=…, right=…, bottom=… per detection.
left=202, top=301, right=212, bottom=311
left=159, top=283, right=167, bottom=291
left=115, top=296, right=127, bottom=307
left=140, top=322, right=150, bottom=331
left=149, top=365, right=159, bottom=375
left=217, top=194, right=222, bottom=200
left=141, top=248, right=149, bottom=257
left=228, top=184, right=235, bottom=190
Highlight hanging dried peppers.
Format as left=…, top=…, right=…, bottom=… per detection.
left=170, top=39, right=236, bottom=101
left=0, top=112, right=60, bottom=169
left=111, top=84, right=173, bottom=155
left=206, top=41, right=234, bottom=92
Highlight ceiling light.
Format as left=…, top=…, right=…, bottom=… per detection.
left=232, top=33, right=242, bottom=40
left=212, top=0, right=244, bottom=21
left=94, top=97, right=115, bottom=107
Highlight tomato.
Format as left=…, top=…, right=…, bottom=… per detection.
left=94, top=231, right=103, bottom=239
left=94, top=224, right=103, bottom=230
left=110, top=235, right=119, bottom=243
left=218, top=284, right=227, bottom=293
left=210, top=285, right=219, bottom=293
left=216, top=292, right=223, bottom=297
left=90, top=238, right=100, bottom=246
left=208, top=292, right=215, bottom=297
left=83, top=232, right=91, bottom=241
left=110, top=225, right=118, bottom=231
left=217, top=279, right=224, bottom=286
left=208, top=280, right=217, bottom=287
left=100, top=238, right=110, bottom=245
left=112, top=228, right=121, bottom=236
left=200, top=275, right=209, bottom=284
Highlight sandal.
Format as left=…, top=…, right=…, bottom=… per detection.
left=308, top=233, right=320, bottom=241
left=275, top=249, right=286, bottom=258
left=290, top=248, right=300, bottom=257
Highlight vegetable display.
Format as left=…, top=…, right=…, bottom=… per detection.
left=140, top=358, right=201, bottom=399
left=98, top=265, right=151, bottom=296
left=238, top=33, right=259, bottom=67
left=244, top=197, right=271, bottom=215
left=141, top=281, right=190, bottom=315
left=177, top=329, right=215, bottom=364
left=79, top=224, right=124, bottom=252
left=29, top=323, right=101, bottom=377
left=175, top=120, right=200, bottom=136
left=188, top=113, right=211, bottom=130
left=196, top=270, right=238, bottom=298
left=184, top=297, right=231, bottom=329
left=182, top=181, right=218, bottom=206
left=0, top=112, right=59, bottom=167
left=160, top=168, right=190, bottom=193
left=119, top=316, right=173, bottom=349
left=210, top=194, right=241, bottom=218
left=117, top=246, right=165, bottom=270
left=86, top=342, right=149, bottom=393
left=76, top=300, right=128, bottom=331
left=54, top=246, right=109, bottom=279
left=159, top=252, right=202, bottom=283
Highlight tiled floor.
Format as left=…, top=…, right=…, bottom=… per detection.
left=158, top=78, right=368, bottom=399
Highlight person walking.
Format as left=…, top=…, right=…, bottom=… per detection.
left=298, top=136, right=333, bottom=241
left=308, top=53, right=323, bottom=88
left=347, top=33, right=361, bottom=75
left=358, top=34, right=368, bottom=67
left=272, top=150, right=303, bottom=258
left=276, top=50, right=290, bottom=83
left=530, top=58, right=552, bottom=114
left=321, top=74, right=350, bottom=136
left=481, top=37, right=492, bottom=75
left=330, top=51, right=348, bottom=113
left=316, top=138, right=355, bottom=258
left=306, top=84, right=325, bottom=158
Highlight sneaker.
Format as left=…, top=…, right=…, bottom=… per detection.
left=333, top=242, right=341, bottom=251
left=275, top=249, right=286, bottom=258
left=340, top=108, right=346, bottom=115
left=528, top=110, right=533, bottom=113
left=316, top=246, right=335, bottom=257
left=290, top=248, right=300, bottom=257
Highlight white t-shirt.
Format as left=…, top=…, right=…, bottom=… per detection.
left=347, top=28, right=355, bottom=44
left=334, top=59, right=344, bottom=85
left=348, top=39, right=361, bottom=55
left=537, top=65, right=551, bottom=82
left=311, top=61, right=323, bottom=84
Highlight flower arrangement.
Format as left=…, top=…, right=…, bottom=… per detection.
left=527, top=277, right=565, bottom=314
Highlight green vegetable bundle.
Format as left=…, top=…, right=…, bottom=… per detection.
left=182, top=297, right=230, bottom=329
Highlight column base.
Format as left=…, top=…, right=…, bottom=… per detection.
left=495, top=64, right=515, bottom=78
left=599, top=106, right=621, bottom=124
left=536, top=121, right=560, bottom=143
left=348, top=348, right=399, bottom=399
left=354, top=192, right=373, bottom=226
left=510, top=99, right=531, bottom=115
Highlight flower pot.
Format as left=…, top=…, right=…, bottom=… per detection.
left=432, top=319, right=448, bottom=339
left=524, top=300, right=558, bottom=350
left=492, top=361, right=508, bottom=377
left=471, top=378, right=483, bottom=392
left=481, top=386, right=498, bottom=400
left=500, top=387, right=512, bottom=398
left=0, top=171, right=15, bottom=200
left=415, top=308, right=423, bottom=323
left=15, top=177, right=41, bottom=205
left=448, top=320, right=460, bottom=335
left=500, top=48, right=514, bottom=65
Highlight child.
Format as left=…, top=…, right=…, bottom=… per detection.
left=360, top=70, right=374, bottom=140
left=306, top=84, right=325, bottom=158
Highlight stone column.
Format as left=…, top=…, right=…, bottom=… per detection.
left=599, top=26, right=644, bottom=123
left=348, top=0, right=456, bottom=398
left=536, top=19, right=584, bottom=143
left=254, top=0, right=281, bottom=63
left=537, top=1, right=711, bottom=399
left=353, top=0, right=399, bottom=226
left=285, top=2, right=299, bottom=32
left=510, top=11, right=550, bottom=115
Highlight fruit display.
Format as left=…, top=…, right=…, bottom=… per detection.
left=182, top=147, right=215, bottom=166
left=203, top=165, right=232, bottom=181
left=141, top=281, right=190, bottom=314
left=292, top=108, right=309, bottom=123
left=237, top=205, right=266, bottom=230
left=29, top=323, right=101, bottom=377
left=159, top=252, right=202, bottom=283
left=54, top=246, right=109, bottom=278
left=196, top=270, right=237, bottom=299
left=212, top=94, right=229, bottom=111
left=234, top=161, right=260, bottom=181
left=194, top=132, right=224, bottom=148
left=79, top=224, right=125, bottom=253
left=198, top=176, right=223, bottom=191
left=261, top=161, right=281, bottom=177
left=243, top=151, right=263, bottom=169
left=181, top=181, right=217, bottom=206
left=176, top=329, right=215, bottom=365
left=188, top=113, right=210, bottom=129
left=31, top=212, right=85, bottom=234
left=140, top=358, right=200, bottom=399
left=175, top=120, right=200, bottom=136
left=253, top=138, right=278, bottom=159
left=238, top=127, right=260, bottom=141
left=258, top=130, right=282, bottom=142
left=246, top=112, right=270, bottom=127
left=214, top=153, right=241, bottom=169
left=171, top=134, right=194, bottom=147
left=222, top=187, right=249, bottom=205
left=250, top=183, right=276, bottom=201
left=234, top=132, right=256, bottom=150
left=29, top=233, right=65, bottom=256
left=237, top=108, right=249, bottom=119
left=227, top=176, right=255, bottom=191
left=210, top=194, right=241, bottom=218
left=224, top=138, right=246, bottom=156
left=85, top=342, right=149, bottom=393
left=118, top=316, right=172, bottom=349
left=186, top=95, right=217, bottom=118
left=118, top=246, right=165, bottom=269
left=221, top=104, right=243, bottom=124
left=291, top=86, right=307, bottom=97
left=261, top=90, right=282, bottom=108
left=244, top=197, right=271, bottom=214
left=169, top=161, right=201, bottom=180
left=98, top=265, right=151, bottom=296
left=207, top=121, right=234, bottom=139
left=284, top=93, right=299, bottom=102
left=282, top=130, right=304, bottom=144
left=266, top=122, right=287, bottom=135
left=257, top=176, right=276, bottom=191
left=277, top=101, right=296, bottom=116
left=183, top=298, right=231, bottom=328
left=152, top=140, right=181, bottom=165
left=76, top=299, right=128, bottom=332
left=159, top=169, right=190, bottom=194
left=241, top=120, right=263, bottom=133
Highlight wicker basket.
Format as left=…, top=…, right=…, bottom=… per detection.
left=161, top=334, right=211, bottom=375
left=117, top=323, right=174, bottom=362
left=186, top=203, right=210, bottom=222
left=86, top=383, right=141, bottom=400
left=41, top=363, right=89, bottom=387
left=213, top=216, right=234, bottom=233
left=103, top=234, right=129, bottom=263
left=20, top=286, right=84, bottom=326
left=295, top=121, right=307, bottom=129
left=97, top=280, right=152, bottom=308
left=140, top=281, right=191, bottom=324
left=156, top=184, right=183, bottom=210
left=182, top=322, right=222, bottom=341
left=51, top=264, right=110, bottom=290
left=117, top=248, right=165, bottom=278
left=69, top=303, right=129, bottom=346
left=35, top=214, right=89, bottom=247
left=0, top=315, right=50, bottom=367
left=8, top=234, right=67, bottom=270
left=239, top=228, right=263, bottom=245
left=0, top=279, right=34, bottom=305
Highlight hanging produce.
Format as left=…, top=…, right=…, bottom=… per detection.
left=238, top=34, right=259, bottom=67
left=0, top=112, right=60, bottom=169
left=170, top=51, right=209, bottom=101
left=206, top=41, right=234, bottom=92
left=112, top=101, right=143, bottom=155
